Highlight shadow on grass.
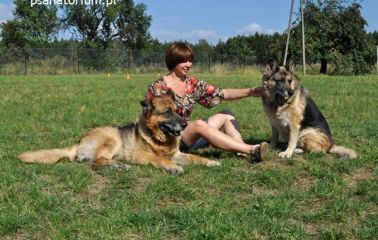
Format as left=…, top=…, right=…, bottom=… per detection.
left=190, top=148, right=223, bottom=159
left=245, top=137, right=288, bottom=151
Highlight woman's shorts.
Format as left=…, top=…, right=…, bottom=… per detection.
left=179, top=137, right=209, bottom=153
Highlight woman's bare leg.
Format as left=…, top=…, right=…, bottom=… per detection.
left=206, top=112, right=244, bottom=143
left=181, top=119, right=255, bottom=154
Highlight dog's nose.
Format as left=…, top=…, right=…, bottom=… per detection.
left=288, top=89, right=294, bottom=96
left=181, top=121, right=188, bottom=130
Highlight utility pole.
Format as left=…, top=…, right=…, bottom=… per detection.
left=301, top=0, right=306, bottom=75
left=284, top=0, right=295, bottom=66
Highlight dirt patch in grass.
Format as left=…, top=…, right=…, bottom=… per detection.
left=250, top=185, right=280, bottom=196
left=3, top=229, right=51, bottom=240
left=299, top=197, right=331, bottom=212
left=155, top=196, right=192, bottom=209
left=80, top=172, right=110, bottom=198
left=38, top=174, right=55, bottom=196
left=257, top=159, right=288, bottom=168
left=293, top=176, right=315, bottom=192
left=120, top=232, right=147, bottom=240
left=304, top=221, right=360, bottom=239
left=130, top=177, right=151, bottom=193
left=343, top=167, right=374, bottom=189
left=233, top=186, right=280, bottom=205
left=255, top=154, right=306, bottom=169
left=39, top=174, right=72, bottom=197
left=3, top=229, right=30, bottom=240
left=304, top=222, right=319, bottom=236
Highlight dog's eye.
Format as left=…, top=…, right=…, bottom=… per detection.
left=163, top=108, right=172, bottom=114
left=288, top=79, right=292, bottom=85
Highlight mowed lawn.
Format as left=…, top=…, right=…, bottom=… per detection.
left=0, top=72, right=377, bottom=239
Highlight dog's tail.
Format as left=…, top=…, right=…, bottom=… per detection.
left=18, top=145, right=78, bottom=164
left=329, top=145, right=357, bottom=160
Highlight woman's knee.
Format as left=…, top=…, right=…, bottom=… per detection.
left=190, top=119, right=208, bottom=130
left=216, top=111, right=240, bottom=131
left=213, top=113, right=236, bottom=126
left=181, top=120, right=209, bottom=145
left=217, top=110, right=236, bottom=121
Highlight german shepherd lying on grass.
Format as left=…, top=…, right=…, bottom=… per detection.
left=18, top=88, right=220, bottom=173
left=261, top=60, right=357, bottom=159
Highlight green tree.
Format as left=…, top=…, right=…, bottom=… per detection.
left=63, top=0, right=152, bottom=49
left=245, top=33, right=286, bottom=65
left=292, top=0, right=373, bottom=74
left=367, top=31, right=378, bottom=45
left=213, top=33, right=286, bottom=66
left=0, top=0, right=59, bottom=74
left=0, top=0, right=59, bottom=48
left=192, top=39, right=213, bottom=68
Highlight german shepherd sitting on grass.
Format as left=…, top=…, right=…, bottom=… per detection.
left=261, top=60, right=357, bottom=159
left=18, top=87, right=220, bottom=173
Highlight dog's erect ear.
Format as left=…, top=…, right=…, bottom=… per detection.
left=140, top=99, right=148, bottom=108
left=140, top=99, right=152, bottom=112
left=285, top=59, right=294, bottom=72
left=153, top=83, right=175, bottom=99
left=263, top=59, right=278, bottom=80
left=153, top=84, right=163, bottom=96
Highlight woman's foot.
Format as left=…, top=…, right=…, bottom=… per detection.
left=250, top=142, right=269, bottom=163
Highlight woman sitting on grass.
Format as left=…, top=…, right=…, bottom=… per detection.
left=146, top=42, right=268, bottom=162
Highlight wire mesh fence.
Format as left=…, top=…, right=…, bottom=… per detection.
left=0, top=47, right=264, bottom=75
left=4, top=47, right=363, bottom=75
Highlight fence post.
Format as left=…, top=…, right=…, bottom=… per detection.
left=243, top=55, right=246, bottom=73
left=208, top=53, right=211, bottom=73
left=77, top=48, right=80, bottom=74
left=72, top=48, right=75, bottom=74
left=128, top=50, right=132, bottom=73
left=24, top=54, right=28, bottom=75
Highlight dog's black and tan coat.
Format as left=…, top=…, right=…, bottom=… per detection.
left=18, top=88, right=220, bottom=173
left=262, top=61, right=357, bottom=159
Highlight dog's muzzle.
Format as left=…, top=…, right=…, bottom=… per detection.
left=159, top=120, right=187, bottom=136
left=274, top=89, right=294, bottom=106
left=274, top=92, right=286, bottom=106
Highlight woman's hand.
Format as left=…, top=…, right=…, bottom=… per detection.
left=249, top=86, right=264, bottom=97
left=223, top=86, right=263, bottom=100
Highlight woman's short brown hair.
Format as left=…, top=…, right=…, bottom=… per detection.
left=165, top=42, right=194, bottom=71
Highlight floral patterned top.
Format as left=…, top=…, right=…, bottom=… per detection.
left=146, top=76, right=224, bottom=121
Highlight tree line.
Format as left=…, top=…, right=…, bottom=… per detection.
left=1, top=0, right=377, bottom=75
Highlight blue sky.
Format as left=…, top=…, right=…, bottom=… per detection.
left=1, top=0, right=377, bottom=44
left=136, top=0, right=378, bottom=44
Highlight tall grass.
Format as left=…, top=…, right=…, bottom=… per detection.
left=0, top=73, right=377, bottom=239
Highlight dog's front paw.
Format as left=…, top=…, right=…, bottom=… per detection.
left=113, top=162, right=131, bottom=171
left=168, top=166, right=184, bottom=174
left=76, top=154, right=93, bottom=163
left=278, top=150, right=293, bottom=159
left=206, top=160, right=221, bottom=167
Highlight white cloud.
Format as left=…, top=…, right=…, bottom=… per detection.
left=237, top=22, right=276, bottom=36
left=265, top=29, right=276, bottom=34
left=0, top=3, right=13, bottom=23
left=151, top=30, right=180, bottom=40
left=237, top=23, right=263, bottom=35
left=151, top=29, right=220, bottom=44
left=183, top=30, right=218, bottom=39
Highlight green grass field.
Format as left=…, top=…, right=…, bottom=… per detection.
left=0, top=73, right=377, bottom=239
